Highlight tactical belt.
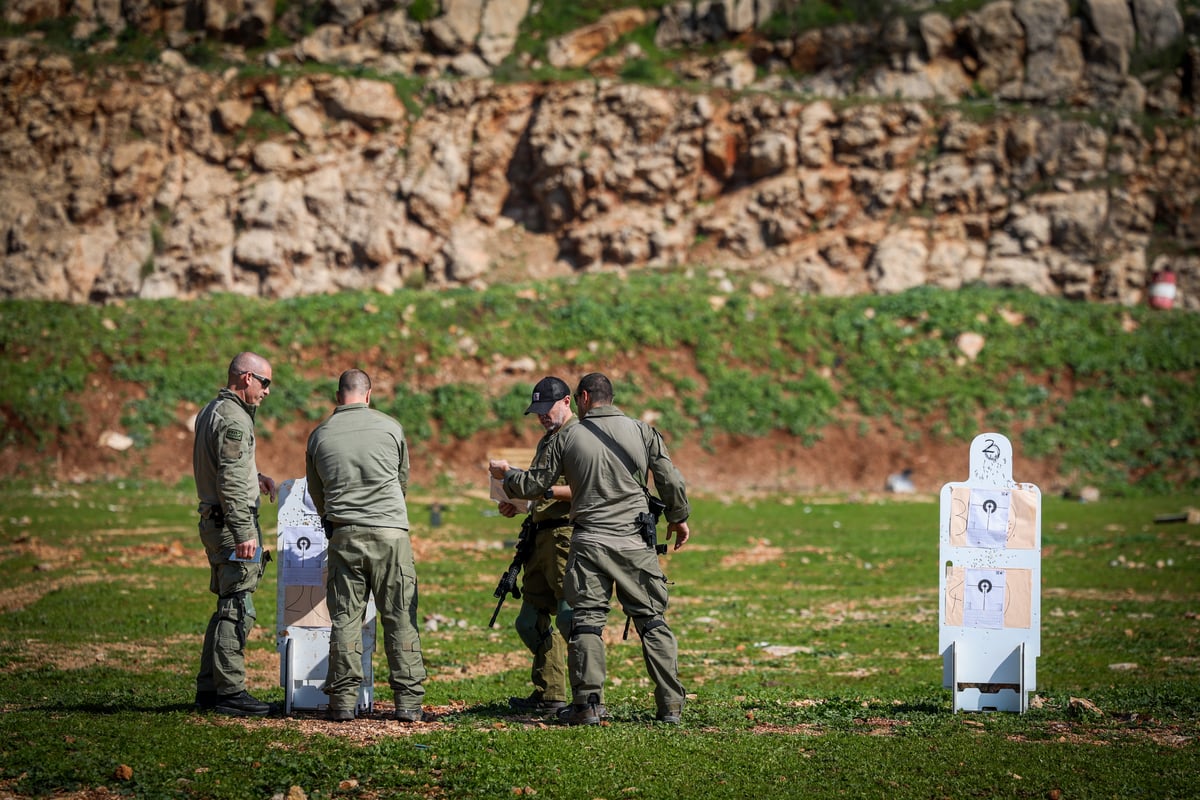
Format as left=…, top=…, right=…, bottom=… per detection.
left=531, top=517, right=569, bottom=533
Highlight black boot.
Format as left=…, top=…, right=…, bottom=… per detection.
left=558, top=693, right=601, bottom=726
left=509, top=692, right=568, bottom=715
left=213, top=690, right=271, bottom=717
left=194, top=690, right=218, bottom=711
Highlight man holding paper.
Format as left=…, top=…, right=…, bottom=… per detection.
left=496, top=376, right=577, bottom=715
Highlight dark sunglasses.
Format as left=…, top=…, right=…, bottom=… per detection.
left=244, top=371, right=271, bottom=389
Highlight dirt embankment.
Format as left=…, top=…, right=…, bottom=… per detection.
left=3, top=365, right=1062, bottom=498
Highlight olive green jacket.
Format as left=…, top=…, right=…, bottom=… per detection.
left=193, top=388, right=261, bottom=544
left=528, top=415, right=575, bottom=524
left=305, top=402, right=410, bottom=530
left=503, top=405, right=689, bottom=542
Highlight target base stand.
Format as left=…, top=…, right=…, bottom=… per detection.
left=279, top=626, right=375, bottom=716
left=950, top=640, right=1028, bottom=713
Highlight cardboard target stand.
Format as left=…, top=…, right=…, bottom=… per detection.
left=274, top=478, right=376, bottom=715
left=939, top=433, right=1042, bottom=712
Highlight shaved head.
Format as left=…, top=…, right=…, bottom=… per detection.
left=337, top=369, right=372, bottom=403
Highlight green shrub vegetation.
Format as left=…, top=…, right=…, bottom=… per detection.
left=2, top=275, right=1197, bottom=494
left=0, top=482, right=1196, bottom=798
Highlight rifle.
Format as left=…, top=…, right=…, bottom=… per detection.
left=489, top=514, right=537, bottom=627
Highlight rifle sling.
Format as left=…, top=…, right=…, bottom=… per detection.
left=580, top=418, right=651, bottom=497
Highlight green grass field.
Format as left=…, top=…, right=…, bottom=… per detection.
left=1, top=480, right=1197, bottom=799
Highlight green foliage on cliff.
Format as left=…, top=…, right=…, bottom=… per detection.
left=1, top=273, right=1197, bottom=494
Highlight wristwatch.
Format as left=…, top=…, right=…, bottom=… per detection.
left=543, top=488, right=554, bottom=500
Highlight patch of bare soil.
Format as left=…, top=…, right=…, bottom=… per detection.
left=0, top=535, right=83, bottom=570
left=1001, top=716, right=1196, bottom=748
left=426, top=650, right=528, bottom=682
left=748, top=722, right=827, bottom=735
left=719, top=537, right=786, bottom=567
left=204, top=698, right=584, bottom=749
left=411, top=536, right=504, bottom=563
left=0, top=573, right=105, bottom=614
left=0, top=635, right=195, bottom=674
left=104, top=540, right=195, bottom=568
left=216, top=701, right=461, bottom=745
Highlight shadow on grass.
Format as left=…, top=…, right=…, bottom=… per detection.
left=21, top=700, right=204, bottom=715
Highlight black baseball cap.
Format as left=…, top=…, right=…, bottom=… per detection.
left=525, top=376, right=570, bottom=415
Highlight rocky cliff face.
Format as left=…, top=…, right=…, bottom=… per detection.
left=1, top=0, right=1197, bottom=305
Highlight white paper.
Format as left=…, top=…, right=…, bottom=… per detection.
left=964, top=568, right=1006, bottom=629
left=281, top=525, right=326, bottom=586
left=489, top=475, right=511, bottom=503
left=966, top=489, right=1011, bottom=548
left=490, top=476, right=532, bottom=511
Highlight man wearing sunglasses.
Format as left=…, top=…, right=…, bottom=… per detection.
left=192, top=352, right=278, bottom=717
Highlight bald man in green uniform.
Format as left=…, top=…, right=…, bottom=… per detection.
left=306, top=369, right=427, bottom=723
left=193, top=352, right=278, bottom=717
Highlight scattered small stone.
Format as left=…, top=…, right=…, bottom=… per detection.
left=99, top=431, right=134, bottom=451
left=955, top=332, right=985, bottom=360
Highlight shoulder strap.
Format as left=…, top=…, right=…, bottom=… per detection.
left=580, top=418, right=648, bottom=491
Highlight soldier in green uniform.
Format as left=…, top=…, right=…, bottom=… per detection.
left=305, top=369, right=427, bottom=723
left=499, top=377, right=576, bottom=716
left=192, top=352, right=278, bottom=717
left=490, top=372, right=692, bottom=726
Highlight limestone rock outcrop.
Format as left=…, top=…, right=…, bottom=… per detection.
left=0, top=1, right=1197, bottom=306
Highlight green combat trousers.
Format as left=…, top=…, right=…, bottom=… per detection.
left=514, top=526, right=573, bottom=702
left=197, top=516, right=263, bottom=696
left=563, top=537, right=685, bottom=715
left=325, top=526, right=426, bottom=713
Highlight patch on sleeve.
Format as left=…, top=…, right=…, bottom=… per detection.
left=225, top=429, right=244, bottom=441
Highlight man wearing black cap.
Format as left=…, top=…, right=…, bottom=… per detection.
left=490, top=372, right=691, bottom=726
left=497, top=376, right=576, bottom=715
